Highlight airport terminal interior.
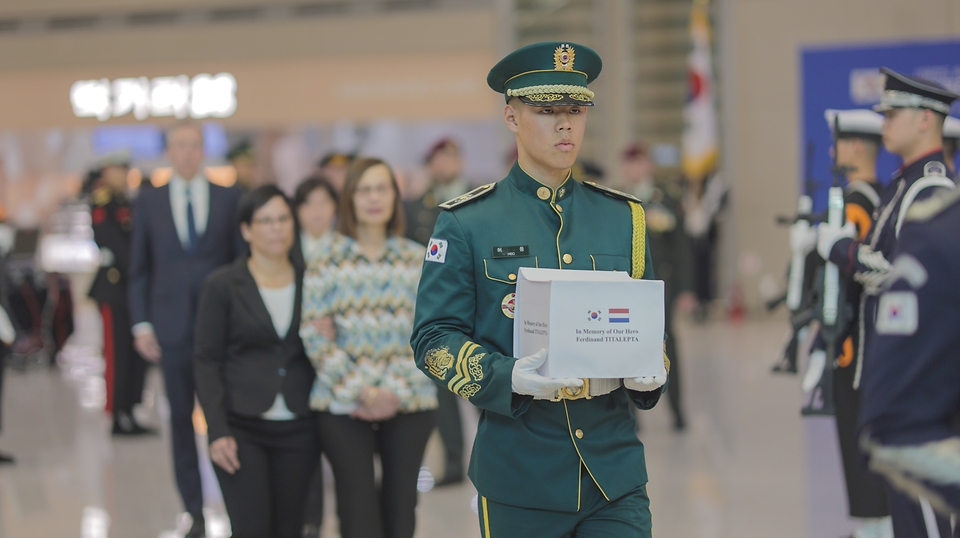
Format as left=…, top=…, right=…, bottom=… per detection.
left=1, top=0, right=960, bottom=537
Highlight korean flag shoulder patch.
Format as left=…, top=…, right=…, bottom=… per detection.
left=425, top=238, right=448, bottom=264
left=876, top=291, right=919, bottom=335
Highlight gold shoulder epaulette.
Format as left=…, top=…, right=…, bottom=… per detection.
left=906, top=187, right=960, bottom=223
left=582, top=181, right=641, bottom=204
left=439, top=183, right=497, bottom=210
left=92, top=186, right=112, bottom=206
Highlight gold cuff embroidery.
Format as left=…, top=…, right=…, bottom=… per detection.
left=448, top=341, right=481, bottom=393
left=459, top=383, right=481, bottom=399
left=467, top=353, right=486, bottom=381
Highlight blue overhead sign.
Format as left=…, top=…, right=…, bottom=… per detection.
left=801, top=40, right=960, bottom=211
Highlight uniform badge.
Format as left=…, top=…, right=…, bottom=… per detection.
left=425, top=238, right=448, bottom=264
left=425, top=347, right=455, bottom=380
left=875, top=291, right=919, bottom=335
left=501, top=293, right=516, bottom=319
left=554, top=44, right=575, bottom=71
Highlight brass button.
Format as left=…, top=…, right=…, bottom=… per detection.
left=575, top=429, right=583, bottom=439
left=107, top=268, right=120, bottom=284
left=537, top=187, right=551, bottom=200
left=562, top=253, right=573, bottom=264
left=508, top=273, right=517, bottom=281
left=555, top=205, right=563, bottom=213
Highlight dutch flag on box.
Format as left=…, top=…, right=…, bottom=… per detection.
left=608, top=308, right=630, bottom=323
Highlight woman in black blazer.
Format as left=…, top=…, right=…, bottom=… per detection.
left=194, top=186, right=318, bottom=538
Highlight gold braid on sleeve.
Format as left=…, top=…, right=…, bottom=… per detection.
left=629, top=201, right=646, bottom=279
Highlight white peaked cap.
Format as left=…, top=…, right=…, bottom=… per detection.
left=943, top=116, right=960, bottom=140
left=825, top=109, right=884, bottom=136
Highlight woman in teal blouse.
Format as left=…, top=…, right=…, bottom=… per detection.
left=300, top=157, right=437, bottom=538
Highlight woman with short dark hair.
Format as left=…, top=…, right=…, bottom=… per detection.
left=300, top=158, right=437, bottom=538
left=294, top=175, right=339, bottom=264
left=194, top=185, right=319, bottom=538
left=292, top=174, right=339, bottom=538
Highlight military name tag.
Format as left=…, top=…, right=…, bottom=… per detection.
left=491, top=245, right=530, bottom=258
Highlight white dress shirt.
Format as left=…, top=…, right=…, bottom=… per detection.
left=168, top=173, right=210, bottom=248
left=131, top=173, right=211, bottom=338
left=258, top=283, right=297, bottom=421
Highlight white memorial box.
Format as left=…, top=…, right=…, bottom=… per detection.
left=513, top=267, right=665, bottom=379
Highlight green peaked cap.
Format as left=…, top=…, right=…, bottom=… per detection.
left=487, top=41, right=602, bottom=106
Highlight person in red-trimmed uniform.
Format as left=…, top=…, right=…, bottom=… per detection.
left=88, top=152, right=154, bottom=436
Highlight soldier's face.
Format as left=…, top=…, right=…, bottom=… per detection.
left=102, top=165, right=129, bottom=192
left=881, top=108, right=936, bottom=157
left=428, top=149, right=462, bottom=185
left=165, top=125, right=205, bottom=180
left=508, top=102, right=587, bottom=172
left=232, top=155, right=257, bottom=188
left=833, top=139, right=856, bottom=167
left=621, top=156, right=653, bottom=184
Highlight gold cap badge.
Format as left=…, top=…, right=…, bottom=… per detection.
left=554, top=44, right=575, bottom=71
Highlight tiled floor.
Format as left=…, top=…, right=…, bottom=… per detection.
left=0, top=313, right=858, bottom=537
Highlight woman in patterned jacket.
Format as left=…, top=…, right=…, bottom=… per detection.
left=300, top=157, right=437, bottom=538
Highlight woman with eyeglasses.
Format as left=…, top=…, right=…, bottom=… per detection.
left=300, top=157, right=437, bottom=538
left=194, top=186, right=319, bottom=538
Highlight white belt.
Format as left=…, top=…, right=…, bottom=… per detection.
left=534, top=378, right=623, bottom=401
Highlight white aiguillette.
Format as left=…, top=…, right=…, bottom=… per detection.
left=512, top=267, right=665, bottom=379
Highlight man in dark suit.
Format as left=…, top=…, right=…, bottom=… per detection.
left=129, top=121, right=243, bottom=538
left=88, top=152, right=153, bottom=435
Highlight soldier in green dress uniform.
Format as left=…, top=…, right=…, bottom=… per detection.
left=405, top=138, right=470, bottom=246
left=621, top=143, right=691, bottom=431
left=227, top=140, right=257, bottom=193
left=411, top=41, right=667, bottom=538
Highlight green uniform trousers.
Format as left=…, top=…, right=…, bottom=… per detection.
left=479, top=468, right=652, bottom=538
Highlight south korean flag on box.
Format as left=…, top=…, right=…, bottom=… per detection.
left=425, top=238, right=448, bottom=264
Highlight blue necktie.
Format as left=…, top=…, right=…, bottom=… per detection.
left=185, top=186, right=198, bottom=250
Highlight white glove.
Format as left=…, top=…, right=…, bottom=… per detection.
left=789, top=221, right=817, bottom=254
left=99, top=246, right=115, bottom=267
left=624, top=364, right=668, bottom=392
left=816, top=221, right=856, bottom=260
left=511, top=349, right=584, bottom=399
left=802, top=349, right=826, bottom=393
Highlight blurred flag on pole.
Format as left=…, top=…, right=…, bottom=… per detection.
left=682, top=0, right=719, bottom=181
